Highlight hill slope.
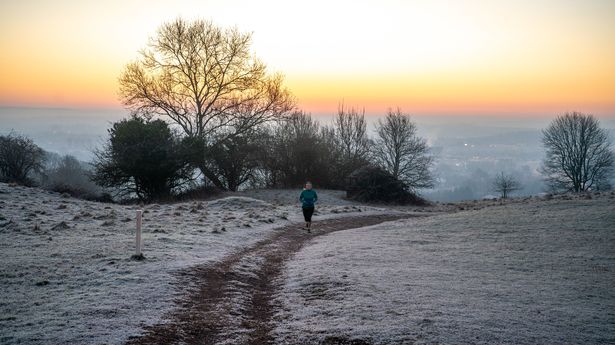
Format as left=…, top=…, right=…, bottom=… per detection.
left=273, top=193, right=615, bottom=344
left=0, top=183, right=380, bottom=344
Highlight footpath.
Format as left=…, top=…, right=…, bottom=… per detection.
left=126, top=213, right=413, bottom=345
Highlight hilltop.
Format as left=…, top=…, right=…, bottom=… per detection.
left=1, top=183, right=614, bottom=344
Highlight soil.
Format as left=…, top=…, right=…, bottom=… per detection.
left=125, top=213, right=414, bottom=345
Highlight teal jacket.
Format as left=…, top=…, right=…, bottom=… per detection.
left=300, top=189, right=318, bottom=208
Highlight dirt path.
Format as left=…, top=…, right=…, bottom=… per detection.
left=125, top=213, right=414, bottom=345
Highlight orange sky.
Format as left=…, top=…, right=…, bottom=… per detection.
left=1, top=0, right=614, bottom=116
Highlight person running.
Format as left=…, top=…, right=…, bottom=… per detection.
left=299, top=181, right=318, bottom=232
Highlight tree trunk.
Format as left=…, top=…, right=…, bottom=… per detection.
left=198, top=165, right=228, bottom=190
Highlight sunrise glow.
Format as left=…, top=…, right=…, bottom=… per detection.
left=1, top=0, right=614, bottom=116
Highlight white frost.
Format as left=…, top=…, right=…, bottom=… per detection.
left=0, top=184, right=378, bottom=344
left=273, top=195, right=615, bottom=344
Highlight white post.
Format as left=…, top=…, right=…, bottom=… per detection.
left=136, top=210, right=142, bottom=256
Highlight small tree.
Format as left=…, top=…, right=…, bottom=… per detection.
left=541, top=112, right=614, bottom=192
left=334, top=104, right=370, bottom=182
left=372, top=108, right=434, bottom=190
left=493, top=172, right=521, bottom=199
left=92, top=117, right=192, bottom=201
left=0, top=132, right=45, bottom=186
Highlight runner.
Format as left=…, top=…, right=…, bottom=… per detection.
left=299, top=181, right=318, bottom=232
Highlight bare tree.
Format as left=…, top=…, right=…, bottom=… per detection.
left=119, top=18, right=294, bottom=189
left=269, top=112, right=325, bottom=186
left=372, top=108, right=434, bottom=190
left=261, top=112, right=341, bottom=188
left=334, top=103, right=370, bottom=178
left=0, top=132, right=45, bottom=186
left=541, top=112, right=614, bottom=192
left=493, top=172, right=521, bottom=198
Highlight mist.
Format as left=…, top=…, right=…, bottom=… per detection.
left=2, top=106, right=614, bottom=201
left=0, top=107, right=126, bottom=161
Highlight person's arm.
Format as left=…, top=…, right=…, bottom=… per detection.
left=314, top=191, right=318, bottom=203
left=299, top=190, right=305, bottom=202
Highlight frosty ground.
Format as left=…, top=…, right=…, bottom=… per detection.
left=1, top=183, right=614, bottom=344
left=0, top=183, right=383, bottom=344
left=274, top=193, right=615, bottom=344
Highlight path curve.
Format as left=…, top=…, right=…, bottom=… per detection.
left=126, top=213, right=414, bottom=345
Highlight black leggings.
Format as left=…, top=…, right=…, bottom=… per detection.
left=302, top=207, right=314, bottom=222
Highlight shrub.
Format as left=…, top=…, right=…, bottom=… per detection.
left=42, top=154, right=102, bottom=199
left=262, top=112, right=343, bottom=188
left=346, top=166, right=427, bottom=205
left=173, top=184, right=222, bottom=202
left=92, top=117, right=193, bottom=202
left=0, top=132, right=45, bottom=186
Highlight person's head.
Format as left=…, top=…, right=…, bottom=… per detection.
left=305, top=181, right=312, bottom=190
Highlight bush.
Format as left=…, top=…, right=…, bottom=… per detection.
left=173, top=184, right=222, bottom=202
left=42, top=154, right=102, bottom=199
left=92, top=117, right=193, bottom=202
left=346, top=166, right=427, bottom=205
left=262, top=112, right=343, bottom=188
left=0, top=132, right=45, bottom=186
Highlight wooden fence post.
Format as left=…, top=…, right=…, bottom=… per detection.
left=135, top=210, right=143, bottom=259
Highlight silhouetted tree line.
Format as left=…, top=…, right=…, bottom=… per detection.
left=88, top=106, right=434, bottom=202
left=0, top=132, right=105, bottom=199
left=2, top=111, right=613, bottom=203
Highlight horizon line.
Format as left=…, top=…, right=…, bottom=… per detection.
left=1, top=104, right=614, bottom=120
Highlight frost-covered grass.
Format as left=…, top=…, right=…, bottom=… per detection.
left=0, top=184, right=379, bottom=345
left=4, top=182, right=613, bottom=345
left=273, top=195, right=615, bottom=344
